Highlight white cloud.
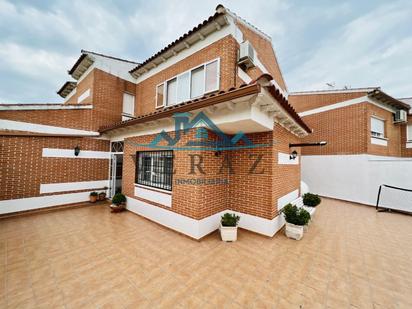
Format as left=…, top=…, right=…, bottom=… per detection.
left=0, top=0, right=411, bottom=103
left=287, top=2, right=412, bottom=97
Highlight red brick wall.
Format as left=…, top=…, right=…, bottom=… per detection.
left=401, top=116, right=412, bottom=157
left=122, top=124, right=301, bottom=221
left=0, top=69, right=135, bottom=132
left=289, top=92, right=368, bottom=113
left=65, top=69, right=94, bottom=104
left=134, top=35, right=238, bottom=117
left=0, top=136, right=110, bottom=201
left=299, top=104, right=368, bottom=155
left=236, top=21, right=287, bottom=91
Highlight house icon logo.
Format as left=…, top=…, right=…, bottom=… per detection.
left=140, top=111, right=272, bottom=151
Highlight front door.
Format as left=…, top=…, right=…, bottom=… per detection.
left=109, top=154, right=123, bottom=198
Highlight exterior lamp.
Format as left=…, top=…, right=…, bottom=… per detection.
left=289, top=150, right=298, bottom=160
left=74, top=146, right=81, bottom=157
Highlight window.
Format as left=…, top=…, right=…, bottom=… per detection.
left=371, top=117, right=385, bottom=138
left=156, top=84, right=165, bottom=108
left=136, top=151, right=173, bottom=191
left=177, top=72, right=190, bottom=102
left=205, top=60, right=219, bottom=93
left=122, top=93, right=135, bottom=116
left=407, top=124, right=412, bottom=142
left=155, top=59, right=220, bottom=108
left=166, top=78, right=177, bottom=106
left=190, top=66, right=205, bottom=98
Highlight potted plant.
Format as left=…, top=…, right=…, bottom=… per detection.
left=110, top=193, right=127, bottom=213
left=281, top=203, right=311, bottom=240
left=98, top=187, right=108, bottom=201
left=89, top=192, right=98, bottom=203
left=220, top=213, right=240, bottom=242
left=303, top=193, right=321, bottom=207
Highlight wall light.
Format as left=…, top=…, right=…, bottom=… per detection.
left=74, top=146, right=81, bottom=157
left=289, top=150, right=298, bottom=160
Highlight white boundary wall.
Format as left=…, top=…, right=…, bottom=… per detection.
left=301, top=155, right=412, bottom=206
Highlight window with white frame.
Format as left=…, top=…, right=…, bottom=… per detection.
left=156, top=59, right=220, bottom=108
left=136, top=151, right=173, bottom=191
left=122, top=93, right=135, bottom=116
left=371, top=117, right=385, bottom=138
left=407, top=124, right=412, bottom=142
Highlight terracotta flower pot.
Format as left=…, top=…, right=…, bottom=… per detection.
left=110, top=203, right=126, bottom=213
left=89, top=195, right=98, bottom=203
left=98, top=192, right=106, bottom=201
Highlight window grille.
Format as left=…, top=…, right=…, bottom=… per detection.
left=136, top=151, right=173, bottom=191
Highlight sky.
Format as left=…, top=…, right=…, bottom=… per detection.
left=0, top=0, right=411, bottom=103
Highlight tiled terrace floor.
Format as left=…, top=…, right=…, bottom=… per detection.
left=1, top=198, right=412, bottom=308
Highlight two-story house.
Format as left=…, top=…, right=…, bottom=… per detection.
left=289, top=88, right=411, bottom=207
left=0, top=5, right=312, bottom=239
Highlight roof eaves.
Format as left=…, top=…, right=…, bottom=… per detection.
left=129, top=11, right=226, bottom=77
left=368, top=89, right=410, bottom=111
left=80, top=50, right=140, bottom=65
left=57, top=81, right=77, bottom=98
left=99, top=83, right=259, bottom=133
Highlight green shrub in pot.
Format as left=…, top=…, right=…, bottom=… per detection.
left=303, top=193, right=321, bottom=207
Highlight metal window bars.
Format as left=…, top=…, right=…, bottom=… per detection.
left=136, top=151, right=173, bottom=191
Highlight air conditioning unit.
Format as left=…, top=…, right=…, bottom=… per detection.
left=238, top=41, right=255, bottom=69
left=394, top=110, right=407, bottom=123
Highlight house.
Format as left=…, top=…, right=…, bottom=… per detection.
left=0, top=5, right=312, bottom=239
left=289, top=88, right=412, bottom=207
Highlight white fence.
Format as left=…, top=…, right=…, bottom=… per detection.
left=301, top=154, right=412, bottom=207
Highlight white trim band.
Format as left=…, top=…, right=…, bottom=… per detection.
left=299, top=96, right=397, bottom=117
left=42, top=148, right=111, bottom=159
left=0, top=192, right=93, bottom=214
left=40, top=180, right=109, bottom=194
left=0, top=119, right=100, bottom=136
left=126, top=196, right=286, bottom=239
left=0, top=104, right=92, bottom=111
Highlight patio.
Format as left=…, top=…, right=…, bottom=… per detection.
left=1, top=198, right=412, bottom=308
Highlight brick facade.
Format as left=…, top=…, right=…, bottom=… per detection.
left=0, top=136, right=109, bottom=201
left=236, top=22, right=287, bottom=91
left=289, top=93, right=410, bottom=157
left=122, top=124, right=301, bottom=221
left=134, top=35, right=238, bottom=117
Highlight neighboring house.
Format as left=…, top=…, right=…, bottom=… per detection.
left=0, top=5, right=311, bottom=239
left=289, top=88, right=412, bottom=206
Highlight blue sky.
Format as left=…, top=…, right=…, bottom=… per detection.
left=0, top=0, right=411, bottom=103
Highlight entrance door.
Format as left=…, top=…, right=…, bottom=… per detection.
left=109, top=154, right=123, bottom=198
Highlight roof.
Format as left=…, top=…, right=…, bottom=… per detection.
left=368, top=89, right=410, bottom=111
left=129, top=10, right=228, bottom=77
left=290, top=87, right=379, bottom=96
left=99, top=74, right=311, bottom=134
left=68, top=50, right=139, bottom=80
left=57, top=81, right=77, bottom=98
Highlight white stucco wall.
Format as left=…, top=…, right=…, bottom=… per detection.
left=301, top=155, right=412, bottom=209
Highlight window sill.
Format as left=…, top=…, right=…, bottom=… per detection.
left=371, top=136, right=388, bottom=146
left=134, top=183, right=172, bottom=195
left=406, top=141, right=412, bottom=149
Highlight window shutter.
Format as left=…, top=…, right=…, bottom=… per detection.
left=371, top=117, right=384, bottom=136
left=122, top=93, right=135, bottom=116
left=407, top=124, right=412, bottom=141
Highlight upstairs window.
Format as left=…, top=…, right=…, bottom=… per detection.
left=371, top=117, right=385, bottom=138
left=156, top=84, right=165, bottom=108
left=156, top=58, right=220, bottom=108
left=407, top=124, right=412, bottom=142
left=122, top=93, right=135, bottom=116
